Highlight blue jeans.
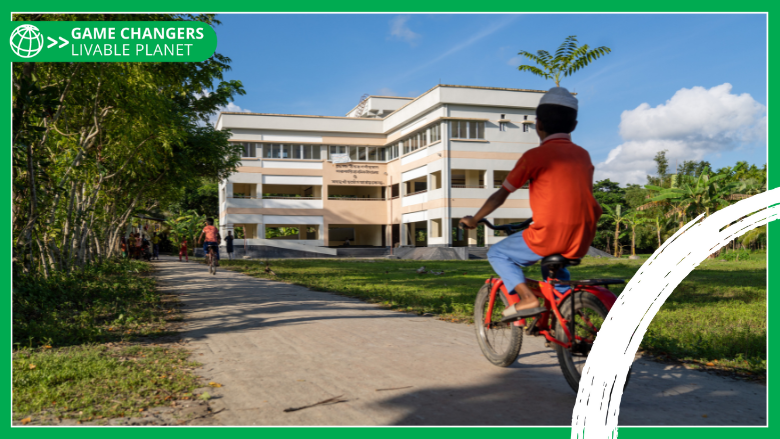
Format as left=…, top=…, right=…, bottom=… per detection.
left=153, top=244, right=159, bottom=258
left=487, top=231, right=571, bottom=294
left=203, top=241, right=220, bottom=260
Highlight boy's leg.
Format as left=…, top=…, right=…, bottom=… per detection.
left=540, top=265, right=572, bottom=294
left=487, top=231, right=544, bottom=314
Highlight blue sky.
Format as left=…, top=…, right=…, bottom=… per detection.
left=213, top=14, right=767, bottom=185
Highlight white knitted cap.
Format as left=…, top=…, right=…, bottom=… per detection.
left=539, top=87, right=578, bottom=110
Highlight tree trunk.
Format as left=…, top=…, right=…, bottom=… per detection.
left=613, top=222, right=620, bottom=257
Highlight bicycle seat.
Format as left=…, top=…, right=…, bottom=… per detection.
left=540, top=254, right=581, bottom=268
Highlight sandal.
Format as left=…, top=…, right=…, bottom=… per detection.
left=501, top=306, right=545, bottom=322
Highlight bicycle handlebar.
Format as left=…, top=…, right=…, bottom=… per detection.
left=459, top=217, right=534, bottom=233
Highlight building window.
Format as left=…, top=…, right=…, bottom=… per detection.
left=264, top=144, right=322, bottom=160
left=330, top=145, right=347, bottom=157
left=264, top=144, right=280, bottom=158
left=238, top=142, right=257, bottom=158
left=429, top=124, right=441, bottom=143
left=451, top=120, right=485, bottom=140
left=499, top=122, right=507, bottom=132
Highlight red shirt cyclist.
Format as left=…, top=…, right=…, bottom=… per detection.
left=198, top=218, right=222, bottom=265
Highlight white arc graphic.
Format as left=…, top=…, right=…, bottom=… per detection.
left=46, top=36, right=57, bottom=48
left=58, top=36, right=69, bottom=48
left=572, top=188, right=777, bottom=439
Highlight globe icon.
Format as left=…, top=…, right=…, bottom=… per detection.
left=10, top=24, right=44, bottom=58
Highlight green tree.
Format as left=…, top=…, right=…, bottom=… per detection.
left=515, top=36, right=612, bottom=87
left=624, top=184, right=650, bottom=209
left=622, top=211, right=650, bottom=258
left=601, top=204, right=628, bottom=257
left=648, top=167, right=735, bottom=222
left=12, top=14, right=244, bottom=275
left=592, top=179, right=626, bottom=251
left=646, top=150, right=670, bottom=187
left=170, top=180, right=220, bottom=219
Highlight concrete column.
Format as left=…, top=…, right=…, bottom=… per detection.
left=226, top=182, right=234, bottom=198
left=485, top=169, right=494, bottom=190
left=385, top=224, right=392, bottom=247
left=322, top=224, right=329, bottom=246
left=441, top=119, right=453, bottom=247
left=299, top=226, right=307, bottom=241
left=467, top=227, right=478, bottom=247
left=430, top=218, right=441, bottom=238
left=257, top=223, right=265, bottom=240
left=400, top=222, right=409, bottom=246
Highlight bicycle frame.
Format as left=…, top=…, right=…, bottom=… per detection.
left=483, top=277, right=617, bottom=350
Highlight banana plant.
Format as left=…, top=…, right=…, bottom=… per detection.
left=601, top=204, right=627, bottom=257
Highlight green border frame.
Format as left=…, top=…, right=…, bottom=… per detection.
left=5, top=2, right=774, bottom=438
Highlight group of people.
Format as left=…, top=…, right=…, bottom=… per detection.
left=120, top=219, right=239, bottom=263
left=177, top=218, right=235, bottom=263
left=120, top=232, right=161, bottom=261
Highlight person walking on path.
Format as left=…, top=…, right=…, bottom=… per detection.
left=151, top=233, right=161, bottom=260
left=121, top=237, right=128, bottom=259
left=179, top=239, right=189, bottom=262
left=225, top=231, right=234, bottom=260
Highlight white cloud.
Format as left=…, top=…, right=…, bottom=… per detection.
left=376, top=87, right=398, bottom=96
left=594, top=83, right=766, bottom=185
left=388, top=15, right=420, bottom=46
left=209, top=102, right=251, bottom=127
left=194, top=89, right=252, bottom=127
left=507, top=55, right=522, bottom=66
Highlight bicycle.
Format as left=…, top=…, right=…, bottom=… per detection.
left=468, top=218, right=629, bottom=392
left=205, top=243, right=218, bottom=275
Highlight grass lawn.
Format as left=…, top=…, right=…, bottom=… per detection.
left=13, top=345, right=203, bottom=422
left=219, top=251, right=766, bottom=375
left=13, top=260, right=207, bottom=422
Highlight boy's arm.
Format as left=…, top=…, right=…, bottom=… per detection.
left=459, top=187, right=511, bottom=229
left=197, top=230, right=205, bottom=244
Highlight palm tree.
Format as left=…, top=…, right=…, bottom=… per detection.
left=622, top=211, right=650, bottom=258
left=516, top=36, right=612, bottom=87
left=601, top=204, right=628, bottom=257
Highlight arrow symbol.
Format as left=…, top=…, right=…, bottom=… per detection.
left=58, top=36, right=68, bottom=48
left=47, top=36, right=57, bottom=48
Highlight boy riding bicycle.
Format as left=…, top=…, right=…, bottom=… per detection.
left=198, top=218, right=221, bottom=266
left=459, top=87, right=602, bottom=321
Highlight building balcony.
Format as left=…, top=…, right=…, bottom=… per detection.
left=327, top=196, right=386, bottom=201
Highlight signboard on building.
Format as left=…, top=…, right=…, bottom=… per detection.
left=331, top=153, right=350, bottom=164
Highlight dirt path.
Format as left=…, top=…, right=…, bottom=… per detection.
left=154, top=257, right=766, bottom=426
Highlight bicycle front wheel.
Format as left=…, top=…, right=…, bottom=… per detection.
left=474, top=284, right=523, bottom=367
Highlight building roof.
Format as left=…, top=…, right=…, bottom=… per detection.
left=219, top=84, right=548, bottom=123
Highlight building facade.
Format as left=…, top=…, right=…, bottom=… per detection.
left=216, top=84, right=545, bottom=254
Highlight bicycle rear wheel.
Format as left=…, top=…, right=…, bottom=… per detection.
left=553, top=291, right=631, bottom=393
left=474, top=284, right=523, bottom=367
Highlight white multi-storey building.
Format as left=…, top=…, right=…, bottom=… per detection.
left=216, top=84, right=545, bottom=258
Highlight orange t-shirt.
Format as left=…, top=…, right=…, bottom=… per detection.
left=502, top=133, right=602, bottom=259
left=202, top=225, right=219, bottom=242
